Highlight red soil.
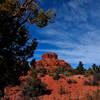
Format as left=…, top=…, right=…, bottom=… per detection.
left=40, top=75, right=100, bottom=100
left=4, top=75, right=100, bottom=100
left=3, top=53, right=100, bottom=100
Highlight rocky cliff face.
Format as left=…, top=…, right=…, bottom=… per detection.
left=42, top=53, right=58, bottom=60
left=35, top=53, right=71, bottom=70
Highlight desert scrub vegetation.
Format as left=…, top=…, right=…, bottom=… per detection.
left=40, top=67, right=47, bottom=75
left=84, top=80, right=99, bottom=86
left=36, top=67, right=47, bottom=77
left=53, top=66, right=67, bottom=74
left=85, top=89, right=100, bottom=100
left=64, top=71, right=71, bottom=77
left=53, top=73, right=60, bottom=80
left=67, top=79, right=77, bottom=84
left=74, top=61, right=86, bottom=75
left=22, top=78, right=47, bottom=98
left=20, top=69, right=48, bottom=99
left=84, top=76, right=99, bottom=86
left=53, top=66, right=73, bottom=75
left=59, top=85, right=69, bottom=95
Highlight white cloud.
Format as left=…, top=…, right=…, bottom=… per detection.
left=37, top=29, right=100, bottom=65
left=35, top=0, right=100, bottom=65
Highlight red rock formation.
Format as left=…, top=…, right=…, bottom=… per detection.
left=42, top=53, right=58, bottom=60
left=4, top=53, right=72, bottom=100
left=3, top=53, right=100, bottom=100
left=35, top=53, right=71, bottom=70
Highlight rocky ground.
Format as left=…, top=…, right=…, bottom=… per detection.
left=4, top=53, right=100, bottom=100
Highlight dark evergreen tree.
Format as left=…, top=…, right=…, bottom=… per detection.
left=92, top=64, right=97, bottom=71
left=92, top=64, right=100, bottom=73
left=98, top=65, right=100, bottom=72
left=22, top=63, right=47, bottom=99
left=75, top=61, right=86, bottom=74
left=87, top=67, right=94, bottom=75
left=0, top=0, right=56, bottom=96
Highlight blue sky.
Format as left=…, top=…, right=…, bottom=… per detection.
left=29, top=0, right=100, bottom=68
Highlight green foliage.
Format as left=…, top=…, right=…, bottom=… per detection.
left=0, top=0, right=56, bottom=27
left=85, top=89, right=100, bottom=100
left=22, top=78, right=47, bottom=98
left=22, top=69, right=47, bottom=98
left=64, top=71, right=71, bottom=77
left=84, top=76, right=99, bottom=86
left=30, top=69, right=37, bottom=79
left=59, top=66, right=67, bottom=73
left=75, top=61, right=86, bottom=75
left=86, top=64, right=100, bottom=76
left=92, top=64, right=100, bottom=73
left=59, top=85, right=67, bottom=95
left=84, top=80, right=99, bottom=86
left=53, top=66, right=69, bottom=74
left=0, top=0, right=19, bottom=13
left=37, top=67, right=47, bottom=77
left=36, top=68, right=41, bottom=73
left=67, top=79, right=77, bottom=84
left=0, top=0, right=56, bottom=96
left=41, top=67, right=47, bottom=75
left=92, top=64, right=97, bottom=71
left=40, top=73, right=45, bottom=77
left=53, top=73, right=60, bottom=80
left=87, top=67, right=94, bottom=75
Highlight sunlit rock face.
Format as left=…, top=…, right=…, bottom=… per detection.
left=35, top=53, right=71, bottom=70
left=42, top=53, right=58, bottom=60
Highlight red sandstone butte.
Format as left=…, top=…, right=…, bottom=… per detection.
left=35, top=53, right=71, bottom=70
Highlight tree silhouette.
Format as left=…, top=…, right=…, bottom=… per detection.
left=22, top=64, right=47, bottom=99
left=75, top=61, right=86, bottom=74
left=0, top=0, right=56, bottom=96
left=92, top=64, right=100, bottom=73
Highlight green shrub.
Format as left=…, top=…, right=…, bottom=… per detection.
left=40, top=73, right=45, bottom=77
left=64, top=71, right=71, bottom=77
left=30, top=69, right=37, bottom=79
left=49, top=73, right=53, bottom=76
left=22, top=69, right=47, bottom=99
left=59, top=85, right=68, bottom=95
left=84, top=80, right=91, bottom=85
left=67, top=79, right=77, bottom=84
left=53, top=73, right=60, bottom=80
left=75, top=61, right=86, bottom=75
left=93, top=73, right=100, bottom=82
left=22, top=78, right=47, bottom=98
left=41, top=67, right=47, bottom=74
left=84, top=80, right=99, bottom=86
left=87, top=67, right=94, bottom=75
left=85, top=89, right=100, bottom=100
left=53, top=66, right=68, bottom=74
left=86, top=64, right=100, bottom=75
left=36, top=68, right=41, bottom=73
